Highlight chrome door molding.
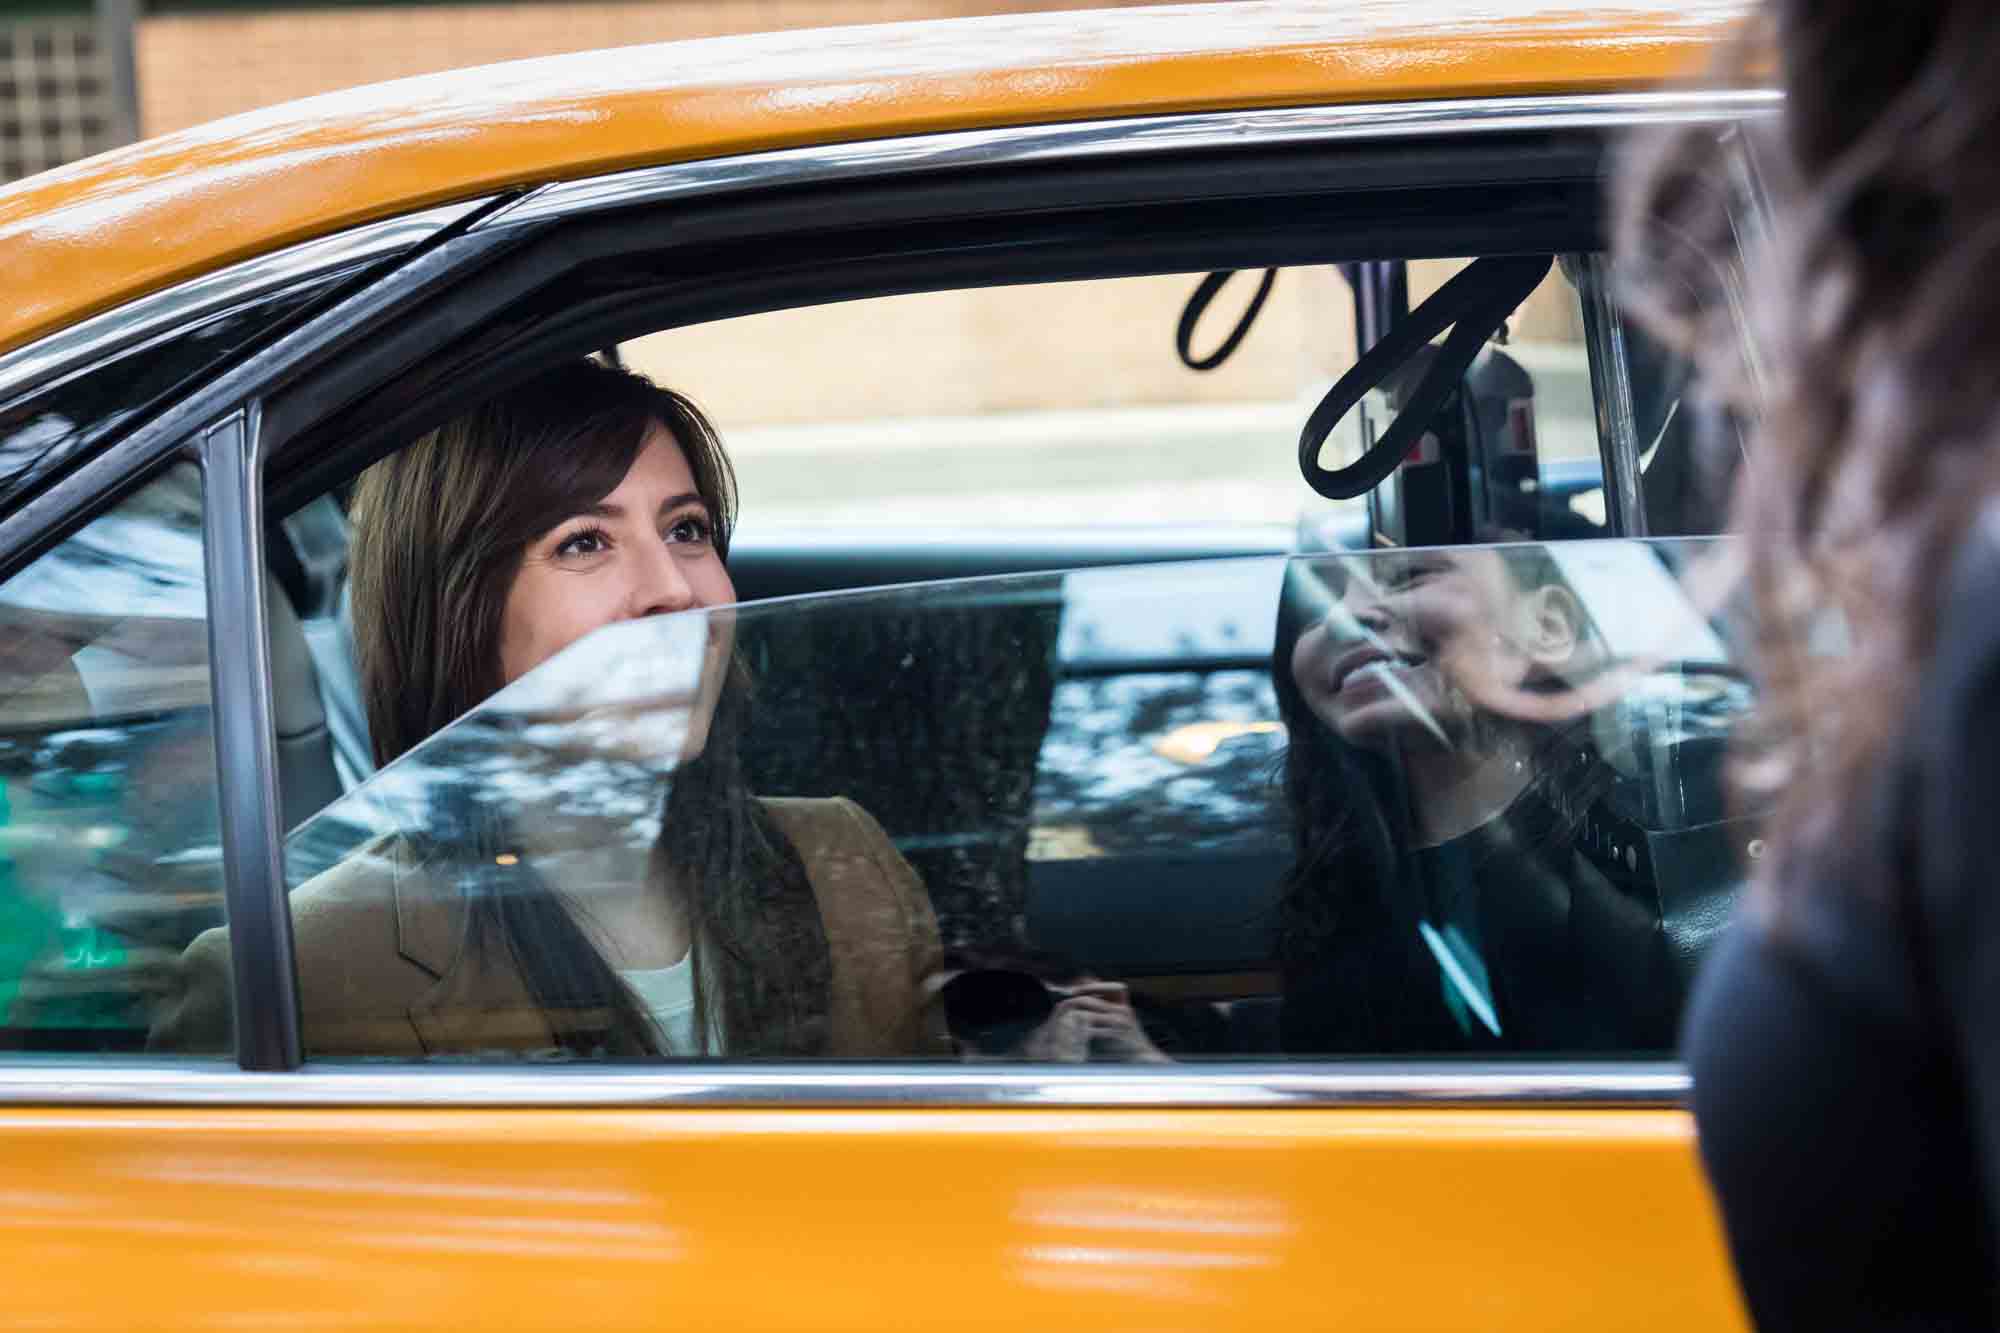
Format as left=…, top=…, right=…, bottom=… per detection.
left=0, top=1060, right=1689, bottom=1108
left=0, top=200, right=487, bottom=408
left=477, top=90, right=1782, bottom=233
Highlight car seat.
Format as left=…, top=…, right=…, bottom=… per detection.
left=264, top=580, right=346, bottom=833
left=270, top=494, right=374, bottom=818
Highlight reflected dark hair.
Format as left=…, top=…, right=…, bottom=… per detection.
left=349, top=359, right=829, bottom=1056
left=1614, top=4, right=2000, bottom=901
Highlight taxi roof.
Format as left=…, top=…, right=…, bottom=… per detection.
left=0, top=0, right=1751, bottom=359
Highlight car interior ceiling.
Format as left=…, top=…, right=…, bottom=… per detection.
left=250, top=246, right=1732, bottom=1049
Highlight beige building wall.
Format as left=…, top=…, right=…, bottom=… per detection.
left=626, top=268, right=1357, bottom=427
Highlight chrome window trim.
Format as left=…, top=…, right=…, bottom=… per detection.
left=0, top=200, right=488, bottom=406
left=477, top=89, right=1782, bottom=232
left=0, top=1061, right=1688, bottom=1108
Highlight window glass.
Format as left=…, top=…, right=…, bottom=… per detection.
left=275, top=540, right=1750, bottom=1063
left=0, top=461, right=228, bottom=1054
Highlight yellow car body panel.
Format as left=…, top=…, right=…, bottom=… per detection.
left=0, top=0, right=1748, bottom=357
left=0, top=1106, right=1744, bottom=1330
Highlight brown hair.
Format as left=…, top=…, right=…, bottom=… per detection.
left=346, top=359, right=830, bottom=1055
left=1615, top=4, right=2000, bottom=902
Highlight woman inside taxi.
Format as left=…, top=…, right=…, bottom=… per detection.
left=152, top=358, right=947, bottom=1059
left=1275, top=543, right=1676, bottom=1054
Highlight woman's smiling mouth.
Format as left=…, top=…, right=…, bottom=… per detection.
left=1328, top=642, right=1430, bottom=695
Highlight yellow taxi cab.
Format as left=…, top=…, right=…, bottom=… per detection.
left=0, top=2, right=1770, bottom=1327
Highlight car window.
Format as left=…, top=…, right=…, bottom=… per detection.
left=620, top=259, right=1626, bottom=544
left=0, top=461, right=229, bottom=1055
left=276, top=540, right=1749, bottom=1062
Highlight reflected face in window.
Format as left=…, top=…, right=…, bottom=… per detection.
left=1290, top=549, right=1581, bottom=754
left=498, top=424, right=737, bottom=689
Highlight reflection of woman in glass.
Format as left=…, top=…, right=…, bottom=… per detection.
left=154, top=360, right=946, bottom=1058
left=1275, top=545, right=1675, bottom=1054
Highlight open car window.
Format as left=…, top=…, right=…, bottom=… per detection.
left=278, top=539, right=1751, bottom=1063
left=618, top=258, right=1637, bottom=545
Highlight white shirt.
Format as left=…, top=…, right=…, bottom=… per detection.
left=619, top=954, right=707, bottom=1056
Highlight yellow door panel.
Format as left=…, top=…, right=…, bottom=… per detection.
left=0, top=1106, right=1744, bottom=1330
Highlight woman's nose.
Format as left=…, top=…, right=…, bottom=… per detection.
left=1341, top=586, right=1391, bottom=633
left=633, top=537, right=698, bottom=619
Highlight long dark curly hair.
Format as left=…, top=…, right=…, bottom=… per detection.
left=1615, top=3, right=2000, bottom=904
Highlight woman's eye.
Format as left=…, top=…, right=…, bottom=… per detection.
left=665, top=513, right=713, bottom=544
left=552, top=528, right=611, bottom=559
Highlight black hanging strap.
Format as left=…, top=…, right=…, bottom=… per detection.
left=1176, top=268, right=1278, bottom=371
left=1297, top=254, right=1552, bottom=501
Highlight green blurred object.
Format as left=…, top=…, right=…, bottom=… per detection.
left=0, top=781, right=62, bottom=1025
left=0, top=765, right=139, bottom=1037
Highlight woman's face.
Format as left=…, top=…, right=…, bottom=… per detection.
left=1290, top=549, right=1577, bottom=753
left=499, top=423, right=735, bottom=683
left=497, top=424, right=737, bottom=761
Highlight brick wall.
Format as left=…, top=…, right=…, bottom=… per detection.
left=2, top=15, right=127, bottom=183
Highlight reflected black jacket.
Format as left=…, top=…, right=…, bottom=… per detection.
left=1282, top=789, right=1678, bottom=1056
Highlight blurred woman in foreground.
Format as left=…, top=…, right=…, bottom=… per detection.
left=1619, top=3, right=2000, bottom=1324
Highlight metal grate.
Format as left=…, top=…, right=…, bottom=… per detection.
left=1, top=17, right=121, bottom=184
